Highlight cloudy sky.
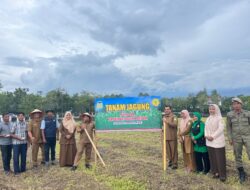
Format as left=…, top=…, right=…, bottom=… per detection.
left=0, top=0, right=250, bottom=97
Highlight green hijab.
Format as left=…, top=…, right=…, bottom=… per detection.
left=193, top=112, right=202, bottom=126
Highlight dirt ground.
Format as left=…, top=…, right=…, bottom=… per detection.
left=0, top=131, right=250, bottom=190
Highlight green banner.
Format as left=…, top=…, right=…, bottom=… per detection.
left=94, top=96, right=162, bottom=131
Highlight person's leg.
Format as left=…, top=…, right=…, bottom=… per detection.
left=233, top=140, right=243, bottom=169
left=32, top=143, right=39, bottom=167
left=85, top=143, right=92, bottom=168
left=215, top=147, right=226, bottom=181
left=195, top=152, right=203, bottom=172
left=172, top=140, right=178, bottom=168
left=50, top=137, right=56, bottom=163
left=6, top=145, right=12, bottom=172
left=13, top=145, right=20, bottom=174
left=207, top=147, right=217, bottom=176
left=44, top=139, right=50, bottom=164
left=243, top=138, right=250, bottom=160
left=20, top=144, right=27, bottom=172
left=72, top=140, right=84, bottom=167
left=202, top=152, right=210, bottom=174
left=40, top=143, right=45, bottom=164
left=166, top=141, right=172, bottom=167
left=1, top=145, right=9, bottom=171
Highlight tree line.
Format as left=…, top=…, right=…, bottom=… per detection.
left=0, top=82, right=250, bottom=116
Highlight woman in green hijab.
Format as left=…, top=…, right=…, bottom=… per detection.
left=191, top=112, right=210, bottom=174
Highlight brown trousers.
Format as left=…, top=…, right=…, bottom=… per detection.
left=32, top=143, right=45, bottom=166
left=183, top=152, right=196, bottom=171
left=73, top=142, right=92, bottom=166
left=166, top=140, right=178, bottom=167
left=207, top=146, right=226, bottom=179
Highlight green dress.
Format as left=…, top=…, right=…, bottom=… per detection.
left=191, top=112, right=208, bottom=153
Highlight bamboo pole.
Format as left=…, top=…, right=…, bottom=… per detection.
left=94, top=130, right=97, bottom=165
left=163, top=121, right=167, bottom=171
left=84, top=129, right=106, bottom=167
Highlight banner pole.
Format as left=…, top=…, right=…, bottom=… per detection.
left=94, top=130, right=97, bottom=165
left=84, top=128, right=106, bottom=167
left=163, top=121, right=167, bottom=171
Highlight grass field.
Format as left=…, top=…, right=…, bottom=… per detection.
left=0, top=126, right=250, bottom=189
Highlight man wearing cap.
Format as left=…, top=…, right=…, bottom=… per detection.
left=28, top=109, right=45, bottom=168
left=162, top=105, right=178, bottom=169
left=71, top=112, right=95, bottom=170
left=41, top=110, right=59, bottom=166
left=0, top=113, right=13, bottom=175
left=227, top=97, right=250, bottom=183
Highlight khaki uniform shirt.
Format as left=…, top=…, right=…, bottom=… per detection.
left=227, top=109, right=250, bottom=142
left=163, top=113, right=178, bottom=140
left=77, top=121, right=95, bottom=143
left=28, top=120, right=43, bottom=143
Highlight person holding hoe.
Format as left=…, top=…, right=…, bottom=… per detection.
left=71, top=112, right=95, bottom=171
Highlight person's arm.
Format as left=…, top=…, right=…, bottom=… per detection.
left=192, top=123, right=205, bottom=140
left=76, top=124, right=82, bottom=133
left=226, top=114, right=233, bottom=145
left=0, top=126, right=7, bottom=137
left=180, top=121, right=192, bottom=136
left=204, top=119, right=209, bottom=138
left=27, top=122, right=35, bottom=142
left=168, top=116, right=178, bottom=128
left=211, top=119, right=225, bottom=140
left=40, top=120, right=46, bottom=143
left=56, top=120, right=60, bottom=140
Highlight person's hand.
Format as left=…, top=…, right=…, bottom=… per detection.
left=81, top=124, right=86, bottom=130
left=163, top=117, right=167, bottom=123
left=43, top=138, right=47, bottom=143
left=229, top=140, right=233, bottom=146
left=207, top=136, right=214, bottom=141
left=179, top=138, right=183, bottom=143
left=31, top=137, right=36, bottom=143
left=66, top=135, right=71, bottom=139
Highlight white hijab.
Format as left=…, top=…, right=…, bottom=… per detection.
left=62, top=111, right=76, bottom=134
left=206, top=104, right=223, bottom=134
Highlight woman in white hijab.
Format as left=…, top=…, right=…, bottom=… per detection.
left=59, top=111, right=77, bottom=167
left=205, top=104, right=226, bottom=181
left=178, top=110, right=196, bottom=173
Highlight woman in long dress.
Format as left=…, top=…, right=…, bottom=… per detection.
left=178, top=110, right=196, bottom=173
left=205, top=104, right=226, bottom=181
left=59, top=111, right=77, bottom=167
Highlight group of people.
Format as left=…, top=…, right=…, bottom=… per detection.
left=1, top=97, right=249, bottom=184
left=162, top=97, right=250, bottom=183
left=0, top=109, right=95, bottom=175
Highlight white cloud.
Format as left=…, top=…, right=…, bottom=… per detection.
left=0, top=0, right=250, bottom=96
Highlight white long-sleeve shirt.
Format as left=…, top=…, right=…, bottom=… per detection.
left=205, top=117, right=225, bottom=148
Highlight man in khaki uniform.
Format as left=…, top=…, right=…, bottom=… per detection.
left=227, top=97, right=250, bottom=183
left=163, top=105, right=178, bottom=169
left=71, top=112, right=95, bottom=171
left=28, top=109, right=45, bottom=168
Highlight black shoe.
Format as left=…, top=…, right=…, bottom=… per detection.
left=220, top=178, right=226, bottom=182
left=168, top=161, right=172, bottom=168
left=172, top=166, right=178, bottom=170
left=71, top=166, right=77, bottom=171
left=41, top=161, right=45, bottom=165
left=213, top=173, right=219, bottom=179
left=238, top=167, right=246, bottom=184
left=85, top=164, right=92, bottom=169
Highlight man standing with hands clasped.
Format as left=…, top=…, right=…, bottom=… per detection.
left=227, top=97, right=250, bottom=183
left=71, top=112, right=95, bottom=171
left=41, top=110, right=59, bottom=167
left=162, top=105, right=178, bottom=169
